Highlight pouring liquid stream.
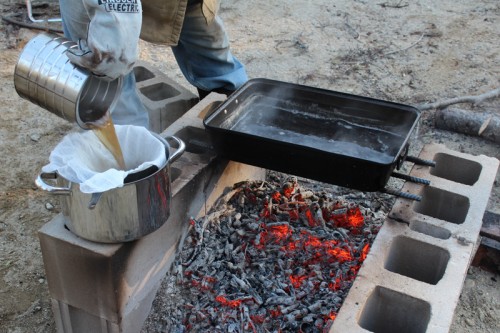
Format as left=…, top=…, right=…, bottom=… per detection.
left=87, top=111, right=126, bottom=170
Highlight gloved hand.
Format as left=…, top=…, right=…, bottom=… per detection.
left=66, top=0, right=143, bottom=80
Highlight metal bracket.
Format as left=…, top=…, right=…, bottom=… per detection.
left=382, top=188, right=422, bottom=201
left=26, top=0, right=61, bottom=23
left=391, top=171, right=431, bottom=185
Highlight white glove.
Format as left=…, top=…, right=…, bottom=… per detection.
left=66, top=0, right=143, bottom=80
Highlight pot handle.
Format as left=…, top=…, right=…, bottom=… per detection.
left=35, top=172, right=71, bottom=195
left=163, top=135, right=186, bottom=163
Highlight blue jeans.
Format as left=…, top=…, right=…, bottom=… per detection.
left=59, top=0, right=248, bottom=128
left=172, top=3, right=248, bottom=92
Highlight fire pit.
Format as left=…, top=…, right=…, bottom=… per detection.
left=144, top=173, right=385, bottom=332
left=142, top=142, right=498, bottom=333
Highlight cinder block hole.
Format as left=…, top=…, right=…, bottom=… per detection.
left=133, top=66, right=155, bottom=82
left=66, top=303, right=106, bottom=332
left=413, top=187, right=469, bottom=224
left=140, top=82, right=180, bottom=101
left=171, top=167, right=181, bottom=182
left=358, top=286, right=431, bottom=333
left=174, top=126, right=213, bottom=154
left=409, top=220, right=451, bottom=240
left=384, top=236, right=450, bottom=284
left=430, top=153, right=482, bottom=185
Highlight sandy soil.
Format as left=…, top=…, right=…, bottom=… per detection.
left=0, top=0, right=499, bottom=332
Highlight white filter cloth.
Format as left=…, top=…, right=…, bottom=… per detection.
left=42, top=125, right=166, bottom=193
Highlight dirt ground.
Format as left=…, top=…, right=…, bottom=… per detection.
left=0, top=0, right=499, bottom=332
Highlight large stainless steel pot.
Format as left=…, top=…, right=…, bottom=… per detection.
left=36, top=135, right=185, bottom=243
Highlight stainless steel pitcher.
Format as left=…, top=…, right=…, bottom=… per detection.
left=14, top=33, right=122, bottom=129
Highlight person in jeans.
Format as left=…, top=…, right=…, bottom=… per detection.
left=60, top=0, right=248, bottom=128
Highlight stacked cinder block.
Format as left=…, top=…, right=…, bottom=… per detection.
left=133, top=60, right=199, bottom=133
left=331, top=144, right=499, bottom=333
left=39, top=91, right=266, bottom=333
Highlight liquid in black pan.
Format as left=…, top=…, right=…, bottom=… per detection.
left=221, top=95, right=406, bottom=164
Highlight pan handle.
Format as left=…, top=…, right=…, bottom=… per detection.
left=35, top=172, right=71, bottom=195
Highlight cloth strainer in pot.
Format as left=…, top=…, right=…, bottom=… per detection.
left=42, top=125, right=166, bottom=193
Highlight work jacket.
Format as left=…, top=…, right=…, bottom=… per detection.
left=140, top=0, right=220, bottom=45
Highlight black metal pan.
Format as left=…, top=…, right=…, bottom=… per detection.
left=203, top=78, right=421, bottom=191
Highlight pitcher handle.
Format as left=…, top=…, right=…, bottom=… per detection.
left=35, top=172, right=71, bottom=195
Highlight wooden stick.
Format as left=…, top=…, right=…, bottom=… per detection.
left=418, top=88, right=500, bottom=110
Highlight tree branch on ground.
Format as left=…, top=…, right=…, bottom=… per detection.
left=417, top=88, right=500, bottom=110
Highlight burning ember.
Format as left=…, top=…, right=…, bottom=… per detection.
left=144, top=174, right=385, bottom=332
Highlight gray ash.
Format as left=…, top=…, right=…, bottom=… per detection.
left=143, top=175, right=385, bottom=333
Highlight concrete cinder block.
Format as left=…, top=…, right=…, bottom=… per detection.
left=51, top=299, right=120, bottom=333
left=133, top=60, right=199, bottom=133
left=331, top=144, right=499, bottom=333
left=38, top=93, right=266, bottom=333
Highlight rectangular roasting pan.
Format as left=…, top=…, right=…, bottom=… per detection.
left=203, top=78, right=421, bottom=191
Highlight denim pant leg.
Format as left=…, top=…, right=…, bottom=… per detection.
left=110, top=73, right=149, bottom=128
left=58, top=0, right=149, bottom=128
left=171, top=3, right=248, bottom=92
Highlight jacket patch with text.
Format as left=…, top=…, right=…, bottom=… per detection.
left=98, top=0, right=140, bottom=13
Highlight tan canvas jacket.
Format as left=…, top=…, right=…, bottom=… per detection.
left=140, top=0, right=220, bottom=45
